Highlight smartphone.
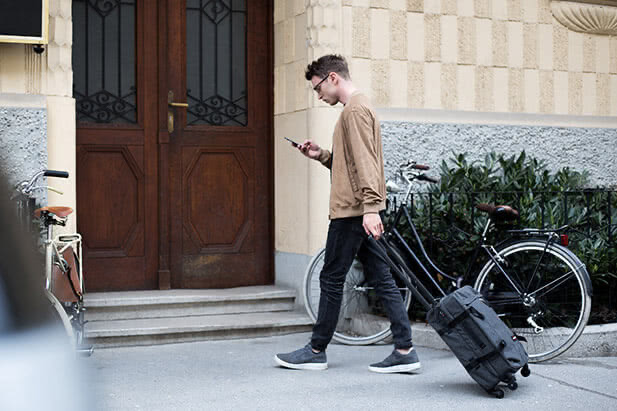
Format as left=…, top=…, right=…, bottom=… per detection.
left=284, top=137, right=300, bottom=148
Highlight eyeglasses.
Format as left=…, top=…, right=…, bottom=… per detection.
left=313, top=74, right=330, bottom=93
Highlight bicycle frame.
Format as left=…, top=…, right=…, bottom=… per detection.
left=386, top=185, right=594, bottom=349
left=13, top=169, right=92, bottom=355
left=385, top=169, right=574, bottom=299
left=45, top=231, right=84, bottom=298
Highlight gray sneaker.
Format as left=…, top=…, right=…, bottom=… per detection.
left=368, top=347, right=421, bottom=374
left=274, top=344, right=328, bottom=370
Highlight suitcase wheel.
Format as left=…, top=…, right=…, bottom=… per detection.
left=521, top=364, right=531, bottom=377
left=507, top=381, right=518, bottom=391
left=489, top=388, right=505, bottom=399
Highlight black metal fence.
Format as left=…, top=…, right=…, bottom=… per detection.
left=386, top=189, right=617, bottom=323
left=388, top=189, right=616, bottom=242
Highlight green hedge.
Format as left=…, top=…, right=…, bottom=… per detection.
left=388, top=152, right=617, bottom=324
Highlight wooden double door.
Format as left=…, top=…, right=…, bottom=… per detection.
left=74, top=0, right=273, bottom=291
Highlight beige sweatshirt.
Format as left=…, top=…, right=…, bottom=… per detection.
left=317, top=92, right=386, bottom=219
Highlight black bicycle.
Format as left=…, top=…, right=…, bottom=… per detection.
left=303, top=161, right=592, bottom=363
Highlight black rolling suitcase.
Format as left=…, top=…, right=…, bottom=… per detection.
left=371, top=237, right=530, bottom=398
left=425, top=286, right=530, bottom=397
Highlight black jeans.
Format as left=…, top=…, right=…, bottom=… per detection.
left=310, top=215, right=413, bottom=351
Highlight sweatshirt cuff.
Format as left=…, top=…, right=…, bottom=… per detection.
left=363, top=203, right=382, bottom=214
left=318, top=149, right=332, bottom=167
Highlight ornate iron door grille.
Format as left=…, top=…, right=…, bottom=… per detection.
left=186, top=0, right=247, bottom=126
left=72, top=0, right=137, bottom=124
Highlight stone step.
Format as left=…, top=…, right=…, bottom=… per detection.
left=84, top=286, right=297, bottom=322
left=85, top=311, right=313, bottom=348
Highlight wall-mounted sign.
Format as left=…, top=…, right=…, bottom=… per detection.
left=0, top=0, right=49, bottom=44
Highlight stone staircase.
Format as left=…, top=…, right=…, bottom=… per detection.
left=83, top=286, right=313, bottom=348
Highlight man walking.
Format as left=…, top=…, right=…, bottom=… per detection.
left=274, top=55, right=420, bottom=373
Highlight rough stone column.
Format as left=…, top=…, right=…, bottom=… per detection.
left=274, top=0, right=344, bottom=305
left=307, top=0, right=342, bottom=63
left=305, top=0, right=343, bottom=253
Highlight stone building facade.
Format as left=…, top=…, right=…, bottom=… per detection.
left=0, top=0, right=615, bottom=294
left=0, top=0, right=75, bottom=231
left=274, top=0, right=617, bottom=298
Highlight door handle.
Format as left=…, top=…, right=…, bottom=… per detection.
left=167, top=91, right=188, bottom=133
left=168, top=90, right=188, bottom=107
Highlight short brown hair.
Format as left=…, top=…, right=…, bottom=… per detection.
left=305, top=54, right=350, bottom=81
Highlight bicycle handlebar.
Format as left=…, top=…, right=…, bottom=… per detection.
left=417, top=174, right=439, bottom=184
left=27, top=185, right=64, bottom=195
left=400, top=161, right=430, bottom=171
left=15, top=169, right=69, bottom=196
left=396, top=161, right=439, bottom=185
left=44, top=170, right=69, bottom=178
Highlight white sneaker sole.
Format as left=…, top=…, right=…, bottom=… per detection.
left=274, top=355, right=328, bottom=370
left=368, top=362, right=422, bottom=374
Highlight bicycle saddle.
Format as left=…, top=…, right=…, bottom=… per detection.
left=475, top=203, right=519, bottom=223
left=34, top=206, right=73, bottom=219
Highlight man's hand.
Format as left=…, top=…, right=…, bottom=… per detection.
left=298, top=140, right=322, bottom=160
left=363, top=213, right=384, bottom=240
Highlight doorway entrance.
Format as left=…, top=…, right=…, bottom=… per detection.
left=73, top=0, right=273, bottom=291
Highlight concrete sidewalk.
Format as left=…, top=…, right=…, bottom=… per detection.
left=83, top=332, right=617, bottom=410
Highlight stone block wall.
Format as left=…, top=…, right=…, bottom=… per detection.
left=0, top=106, right=47, bottom=189
left=337, top=0, right=617, bottom=116
left=274, top=0, right=345, bottom=259
left=272, top=0, right=617, bottom=293
left=382, top=120, right=617, bottom=188
left=274, top=0, right=310, bottom=115
left=0, top=0, right=76, bottom=231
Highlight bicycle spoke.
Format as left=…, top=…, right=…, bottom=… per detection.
left=499, top=260, right=528, bottom=295
left=529, top=270, right=576, bottom=299
left=474, top=240, right=590, bottom=362
left=343, top=287, right=368, bottom=315
left=536, top=312, right=570, bottom=348
left=336, top=259, right=395, bottom=339
left=486, top=297, right=522, bottom=306
left=482, top=289, right=522, bottom=306
left=543, top=305, right=580, bottom=329
left=339, top=285, right=365, bottom=319
left=525, top=243, right=552, bottom=292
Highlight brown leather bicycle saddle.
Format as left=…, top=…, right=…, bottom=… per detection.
left=34, top=206, right=73, bottom=219
left=475, top=203, right=519, bottom=223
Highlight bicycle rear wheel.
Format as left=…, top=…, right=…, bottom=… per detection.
left=473, top=240, right=591, bottom=362
left=303, top=247, right=412, bottom=345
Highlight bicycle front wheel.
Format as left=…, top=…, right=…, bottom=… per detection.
left=303, top=247, right=412, bottom=345
left=45, top=290, right=76, bottom=350
left=474, top=240, right=591, bottom=362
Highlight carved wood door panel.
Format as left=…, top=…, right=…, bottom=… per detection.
left=166, top=0, right=273, bottom=288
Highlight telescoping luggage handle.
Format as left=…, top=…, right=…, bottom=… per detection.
left=368, top=235, right=436, bottom=311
